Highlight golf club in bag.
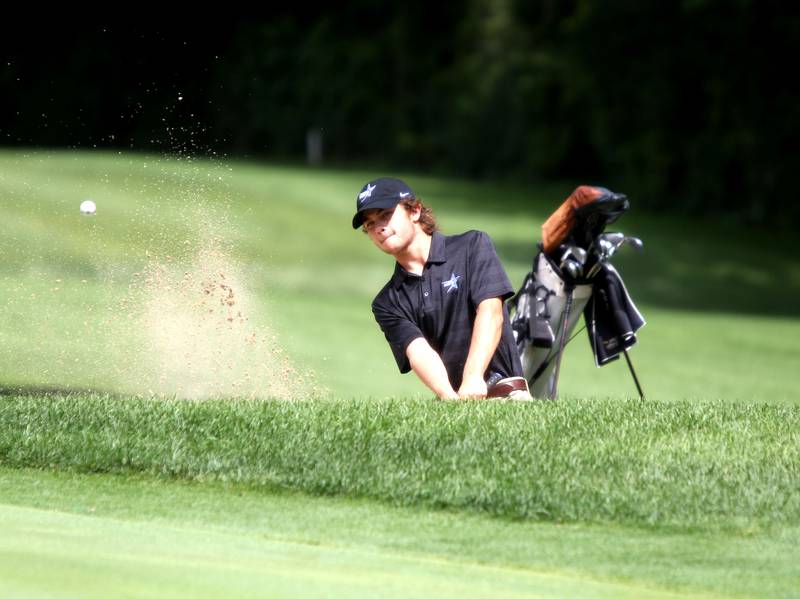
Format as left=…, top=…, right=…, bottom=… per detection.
left=509, top=186, right=646, bottom=400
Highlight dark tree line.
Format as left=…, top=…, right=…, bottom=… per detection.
left=2, top=3, right=797, bottom=224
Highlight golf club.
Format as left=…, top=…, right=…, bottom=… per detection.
left=587, top=234, right=643, bottom=278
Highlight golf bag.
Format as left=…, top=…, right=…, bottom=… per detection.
left=509, top=186, right=646, bottom=399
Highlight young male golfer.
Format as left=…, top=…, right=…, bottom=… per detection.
left=353, top=177, right=531, bottom=400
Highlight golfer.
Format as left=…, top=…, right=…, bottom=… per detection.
left=353, top=177, right=531, bottom=400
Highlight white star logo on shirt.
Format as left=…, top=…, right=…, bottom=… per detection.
left=442, top=272, right=460, bottom=294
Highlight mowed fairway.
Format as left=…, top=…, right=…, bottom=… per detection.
left=1, top=150, right=799, bottom=597
left=2, top=467, right=797, bottom=599
left=0, top=503, right=679, bottom=599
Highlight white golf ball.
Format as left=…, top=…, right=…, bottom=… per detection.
left=80, top=200, right=97, bottom=215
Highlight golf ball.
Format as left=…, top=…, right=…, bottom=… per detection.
left=80, top=199, right=96, bottom=215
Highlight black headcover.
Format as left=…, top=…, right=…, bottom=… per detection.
left=570, top=191, right=629, bottom=250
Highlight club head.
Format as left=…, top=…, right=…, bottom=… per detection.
left=589, top=232, right=644, bottom=274
left=559, top=244, right=578, bottom=261
left=597, top=238, right=614, bottom=260
left=604, top=232, right=639, bottom=259
left=562, top=259, right=582, bottom=281
left=626, top=236, right=644, bottom=251
left=609, top=235, right=644, bottom=258
left=603, top=232, right=624, bottom=246
left=571, top=247, right=588, bottom=265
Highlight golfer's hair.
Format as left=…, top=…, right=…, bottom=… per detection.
left=401, top=198, right=439, bottom=235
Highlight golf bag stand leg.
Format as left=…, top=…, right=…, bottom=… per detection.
left=623, top=349, right=645, bottom=400
left=550, top=285, right=574, bottom=401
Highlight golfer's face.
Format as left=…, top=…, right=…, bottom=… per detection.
left=363, top=205, right=416, bottom=254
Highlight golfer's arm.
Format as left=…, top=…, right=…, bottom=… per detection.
left=406, top=337, right=457, bottom=399
left=462, top=298, right=504, bottom=385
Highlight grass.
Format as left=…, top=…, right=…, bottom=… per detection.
left=1, top=149, right=798, bottom=401
left=1, top=149, right=799, bottom=597
left=2, top=466, right=798, bottom=599
left=2, top=393, right=798, bottom=532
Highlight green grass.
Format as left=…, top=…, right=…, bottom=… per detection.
left=2, top=393, right=798, bottom=532
left=2, top=467, right=797, bottom=599
left=2, top=149, right=799, bottom=597
left=1, top=149, right=798, bottom=401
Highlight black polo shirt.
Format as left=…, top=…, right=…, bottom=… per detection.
left=372, top=230, right=523, bottom=390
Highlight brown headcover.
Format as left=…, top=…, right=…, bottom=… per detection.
left=541, top=186, right=604, bottom=253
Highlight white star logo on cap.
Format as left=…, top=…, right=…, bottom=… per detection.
left=358, top=183, right=376, bottom=204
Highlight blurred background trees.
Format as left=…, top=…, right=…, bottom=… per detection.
left=2, top=1, right=797, bottom=224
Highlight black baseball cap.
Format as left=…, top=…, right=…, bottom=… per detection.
left=352, top=177, right=415, bottom=229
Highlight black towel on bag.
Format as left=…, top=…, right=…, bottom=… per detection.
left=584, top=263, right=645, bottom=366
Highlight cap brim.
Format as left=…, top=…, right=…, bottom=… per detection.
left=351, top=198, right=402, bottom=229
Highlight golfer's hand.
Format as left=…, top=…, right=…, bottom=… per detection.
left=457, top=377, right=487, bottom=399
